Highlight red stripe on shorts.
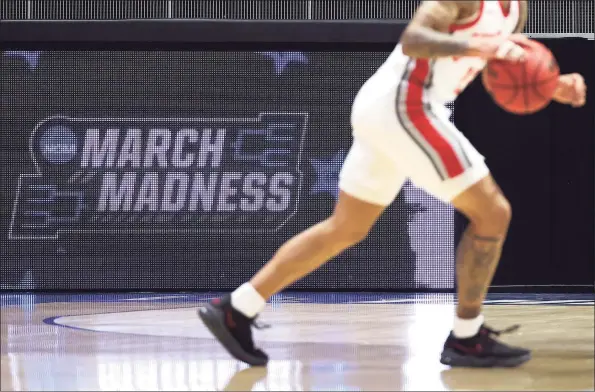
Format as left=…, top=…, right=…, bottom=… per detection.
left=405, top=59, right=466, bottom=178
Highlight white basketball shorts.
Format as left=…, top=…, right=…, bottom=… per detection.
left=339, top=63, right=489, bottom=206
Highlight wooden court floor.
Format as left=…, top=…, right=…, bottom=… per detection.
left=1, top=293, right=593, bottom=391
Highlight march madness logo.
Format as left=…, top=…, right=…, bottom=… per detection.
left=10, top=113, right=308, bottom=239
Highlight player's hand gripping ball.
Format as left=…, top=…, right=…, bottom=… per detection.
left=482, top=35, right=560, bottom=115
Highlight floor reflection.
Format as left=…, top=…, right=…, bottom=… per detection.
left=1, top=293, right=593, bottom=391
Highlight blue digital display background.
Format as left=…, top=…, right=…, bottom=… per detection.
left=0, top=50, right=454, bottom=291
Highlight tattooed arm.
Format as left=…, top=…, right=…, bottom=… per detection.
left=400, top=1, right=470, bottom=58
left=400, top=1, right=524, bottom=61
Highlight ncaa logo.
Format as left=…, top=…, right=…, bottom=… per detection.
left=38, top=125, right=78, bottom=164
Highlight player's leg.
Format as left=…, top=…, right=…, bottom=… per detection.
left=249, top=190, right=385, bottom=299
left=199, top=138, right=406, bottom=366
left=399, top=104, right=530, bottom=368
left=451, top=176, right=511, bottom=322
left=439, top=174, right=530, bottom=368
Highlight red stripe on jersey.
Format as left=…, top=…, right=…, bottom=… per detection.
left=405, top=60, right=466, bottom=178
left=498, top=0, right=511, bottom=17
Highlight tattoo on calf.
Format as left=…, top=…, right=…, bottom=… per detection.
left=466, top=285, right=484, bottom=302
left=462, top=233, right=503, bottom=303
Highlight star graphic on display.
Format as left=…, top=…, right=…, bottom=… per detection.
left=309, top=149, right=347, bottom=200
left=3, top=51, right=43, bottom=71
left=258, top=51, right=308, bottom=75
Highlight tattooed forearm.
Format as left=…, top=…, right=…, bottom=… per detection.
left=400, top=1, right=477, bottom=59
left=401, top=26, right=471, bottom=58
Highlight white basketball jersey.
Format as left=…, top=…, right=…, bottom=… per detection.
left=382, top=0, right=520, bottom=103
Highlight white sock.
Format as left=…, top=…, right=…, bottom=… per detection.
left=453, top=314, right=484, bottom=339
left=230, top=283, right=266, bottom=318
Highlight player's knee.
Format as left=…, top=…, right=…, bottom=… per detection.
left=471, top=195, right=512, bottom=234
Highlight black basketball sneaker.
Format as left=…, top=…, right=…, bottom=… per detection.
left=198, top=295, right=269, bottom=367
left=440, top=324, right=531, bottom=368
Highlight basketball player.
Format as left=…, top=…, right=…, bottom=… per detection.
left=199, top=0, right=587, bottom=368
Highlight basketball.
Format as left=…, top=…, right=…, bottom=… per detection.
left=482, top=37, right=560, bottom=115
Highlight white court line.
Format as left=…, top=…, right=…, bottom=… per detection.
left=484, top=300, right=593, bottom=305
left=357, top=299, right=593, bottom=305
left=354, top=299, right=454, bottom=304
left=120, top=295, right=191, bottom=301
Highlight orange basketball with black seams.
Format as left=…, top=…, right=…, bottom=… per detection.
left=483, top=37, right=560, bottom=115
